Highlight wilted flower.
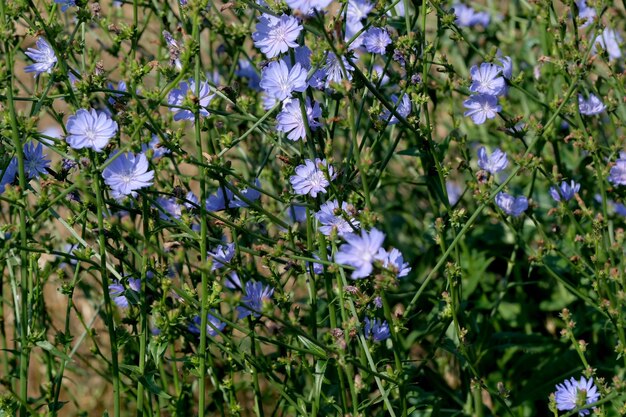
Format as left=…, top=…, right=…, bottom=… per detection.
left=550, top=180, right=580, bottom=202
left=554, top=376, right=599, bottom=416
left=24, top=38, right=57, bottom=76
left=495, top=192, right=528, bottom=217
left=335, top=228, right=386, bottom=279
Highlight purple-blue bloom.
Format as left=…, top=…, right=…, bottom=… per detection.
left=323, top=53, right=355, bottom=88
left=477, top=146, right=508, bottom=174
left=282, top=46, right=312, bottom=70
left=335, top=228, right=386, bottom=279
left=24, top=38, right=57, bottom=76
left=555, top=376, right=599, bottom=416
left=252, top=14, right=302, bottom=58
left=381, top=94, right=412, bottom=125
left=23, top=142, right=51, bottom=178
left=260, top=60, right=308, bottom=102
left=609, top=156, right=626, bottom=186
left=155, top=196, right=182, bottom=221
left=276, top=98, right=322, bottom=141
left=469, top=63, right=506, bottom=96
left=347, top=0, right=373, bottom=23
left=208, top=243, right=240, bottom=289
left=495, top=192, right=528, bottom=217
left=237, top=281, right=275, bottom=319
left=168, top=79, right=215, bottom=122
left=315, top=200, right=360, bottom=236
left=285, top=0, right=332, bottom=13
left=188, top=310, right=226, bottom=337
left=205, top=180, right=262, bottom=211
left=236, top=59, right=261, bottom=90
left=376, top=247, right=411, bottom=278
left=496, top=52, right=513, bottom=80
left=141, top=135, right=170, bottom=159
left=0, top=158, right=17, bottom=194
left=54, top=0, right=76, bottom=11
left=364, top=317, right=390, bottom=342
left=102, top=152, right=154, bottom=199
left=363, top=27, right=392, bottom=54
left=290, top=158, right=336, bottom=198
left=109, top=281, right=129, bottom=308
left=593, top=28, right=622, bottom=60
left=575, top=0, right=596, bottom=28
left=452, top=3, right=490, bottom=27
left=463, top=94, right=501, bottom=125
left=578, top=93, right=606, bottom=116
left=66, top=108, right=118, bottom=152
left=550, top=180, right=580, bottom=202
left=107, top=81, right=127, bottom=105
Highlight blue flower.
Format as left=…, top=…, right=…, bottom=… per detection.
left=155, top=196, right=182, bottom=220
left=237, top=281, right=275, bottom=319
left=335, top=228, right=386, bottom=279
left=109, top=281, right=129, bottom=308
left=208, top=243, right=240, bottom=289
left=107, top=81, right=127, bottom=105
left=0, top=158, right=17, bottom=194
left=54, top=0, right=76, bottom=11
left=141, top=135, right=170, bottom=159
left=168, top=79, right=215, bottom=122
left=452, top=3, right=490, bottom=27
left=578, top=94, right=606, bottom=116
left=285, top=0, right=332, bottom=13
left=102, top=152, right=154, bottom=199
left=290, top=158, right=336, bottom=198
left=364, top=27, right=392, bottom=54
left=184, top=191, right=199, bottom=210
left=576, top=0, right=596, bottom=28
left=477, top=146, right=508, bottom=174
left=236, top=59, right=261, bottom=90
left=345, top=19, right=365, bottom=50
left=253, top=14, right=302, bottom=58
left=323, top=53, right=355, bottom=88
left=364, top=317, right=390, bottom=342
left=287, top=205, right=307, bottom=224
left=205, top=180, right=262, bottom=211
left=463, top=94, right=501, bottom=125
left=66, top=108, right=118, bottom=152
left=282, top=45, right=312, bottom=70
left=555, top=376, right=599, bottom=416
left=593, top=28, right=622, bottom=60
left=23, top=142, right=51, bottom=178
left=550, top=180, right=580, bottom=202
left=609, top=156, right=626, bottom=185
left=188, top=310, right=226, bottom=337
left=276, top=98, right=322, bottom=141
left=495, top=192, right=528, bottom=217
left=381, top=94, right=412, bottom=125
left=469, top=63, right=506, bottom=96
left=376, top=247, right=411, bottom=278
left=347, top=0, right=374, bottom=23
left=447, top=182, right=462, bottom=206
left=260, top=61, right=308, bottom=102
left=24, top=38, right=57, bottom=76
left=496, top=52, right=513, bottom=80
left=315, top=200, right=360, bottom=236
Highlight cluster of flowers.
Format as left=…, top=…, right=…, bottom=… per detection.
left=462, top=56, right=511, bottom=125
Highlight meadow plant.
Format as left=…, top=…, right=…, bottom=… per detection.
left=1, top=0, right=626, bottom=416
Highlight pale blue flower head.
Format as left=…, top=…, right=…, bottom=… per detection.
left=578, top=93, right=606, bottom=116
left=205, top=180, right=262, bottom=211
left=469, top=63, right=506, bottom=96
left=237, top=281, right=275, bottom=319
left=24, top=38, right=57, bottom=76
left=54, top=0, right=76, bottom=12
left=347, top=0, right=374, bottom=23
left=168, top=79, right=215, bottom=122
left=208, top=242, right=236, bottom=271
left=102, top=152, right=154, bottom=199
left=323, top=53, right=355, bottom=88
left=155, top=196, right=182, bottom=221
left=452, top=3, right=490, bottom=27
left=315, top=200, right=360, bottom=236
left=555, top=376, right=599, bottom=416
left=495, top=192, right=528, bottom=217
left=285, top=0, right=332, bottom=13
left=188, top=310, right=226, bottom=337
left=252, top=14, right=302, bottom=58
left=376, top=247, right=411, bottom=278
left=141, top=135, right=170, bottom=159
left=381, top=94, right=412, bottom=125
left=290, top=158, right=336, bottom=198
left=109, top=281, right=129, bottom=308
left=364, top=317, right=390, bottom=342
left=236, top=59, right=261, bottom=90
left=260, top=60, right=308, bottom=102
left=276, top=98, right=322, bottom=141
left=364, top=27, right=392, bottom=54
left=593, top=28, right=622, bottom=60
left=477, top=147, right=508, bottom=174
left=576, top=0, right=596, bottom=28
left=0, top=158, right=17, bottom=194
left=335, top=228, right=386, bottom=279
left=609, top=155, right=626, bottom=186
left=282, top=46, right=312, bottom=70
left=496, top=52, right=513, bottom=80
left=463, top=94, right=501, bottom=125
left=66, top=108, right=118, bottom=152
left=23, top=142, right=51, bottom=178
left=550, top=180, right=580, bottom=202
